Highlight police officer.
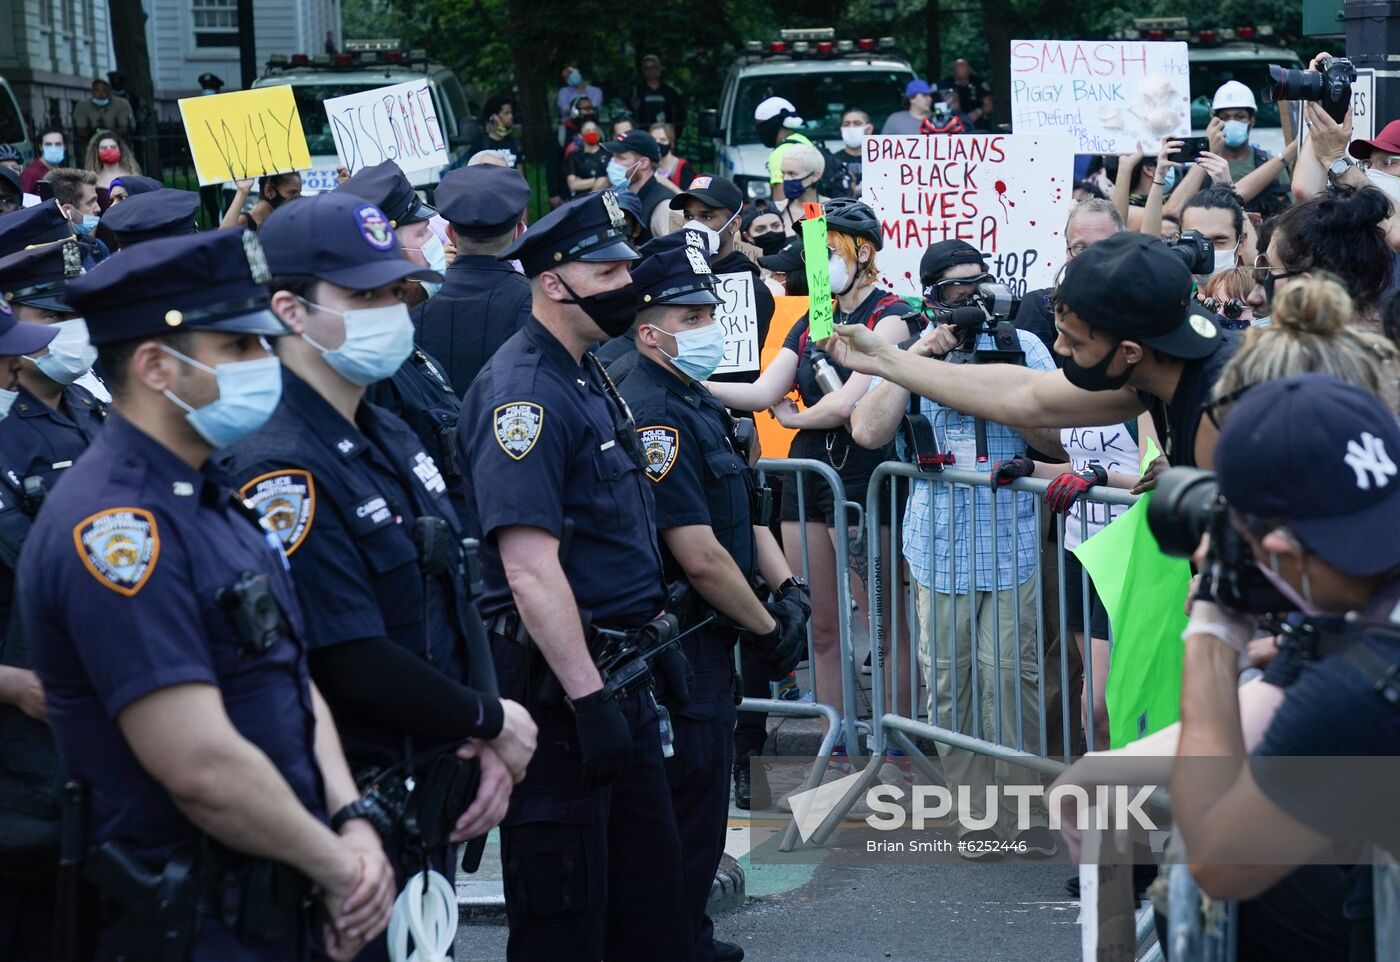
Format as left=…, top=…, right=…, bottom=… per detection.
left=217, top=194, right=535, bottom=961
left=617, top=240, right=808, bottom=962
left=20, top=227, right=396, bottom=961
left=0, top=303, right=57, bottom=962
left=411, top=163, right=531, bottom=396
left=0, top=202, right=77, bottom=260
left=99, top=187, right=200, bottom=247
left=458, top=190, right=689, bottom=961
left=334, top=161, right=469, bottom=520
left=0, top=239, right=105, bottom=498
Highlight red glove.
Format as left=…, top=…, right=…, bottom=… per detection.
left=1044, top=463, right=1109, bottom=513
left=991, top=457, right=1036, bottom=486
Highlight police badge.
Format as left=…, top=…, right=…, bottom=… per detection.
left=602, top=190, right=625, bottom=230
left=74, top=507, right=160, bottom=596
left=638, top=425, right=680, bottom=481
left=494, top=402, right=544, bottom=460
left=684, top=246, right=711, bottom=275
left=240, top=470, right=316, bottom=555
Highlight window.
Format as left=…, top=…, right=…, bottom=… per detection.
left=192, top=0, right=238, bottom=48
left=730, top=70, right=911, bottom=144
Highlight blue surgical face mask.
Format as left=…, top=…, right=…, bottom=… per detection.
left=160, top=347, right=283, bottom=448
left=1223, top=119, right=1250, bottom=149
left=201, top=89, right=217, bottom=96
left=91, top=97, right=110, bottom=107
left=42, top=145, right=65, bottom=165
left=606, top=159, right=633, bottom=189
left=300, top=299, right=415, bottom=385
left=27, top=319, right=97, bottom=385
left=567, top=70, right=583, bottom=87
left=71, top=212, right=100, bottom=235
left=0, top=387, right=17, bottom=422
left=782, top=177, right=808, bottom=200
left=649, top=321, right=726, bottom=381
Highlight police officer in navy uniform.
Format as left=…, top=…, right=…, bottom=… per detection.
left=218, top=193, right=536, bottom=961
left=99, top=187, right=200, bottom=248
left=617, top=240, right=808, bottom=962
left=0, top=302, right=57, bottom=962
left=19, top=227, right=396, bottom=961
left=410, top=163, right=531, bottom=396
left=334, top=161, right=468, bottom=521
left=0, top=202, right=77, bottom=260
left=0, top=240, right=106, bottom=498
left=457, top=190, right=689, bottom=961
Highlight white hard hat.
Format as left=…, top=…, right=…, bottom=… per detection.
left=1212, top=81, right=1257, bottom=113
left=754, top=96, right=803, bottom=128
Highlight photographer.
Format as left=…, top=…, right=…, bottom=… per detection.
left=850, top=240, right=1060, bottom=856
left=823, top=233, right=1239, bottom=473
left=1173, top=373, right=1400, bottom=959
left=1292, top=52, right=1376, bottom=201
left=1182, top=186, right=1246, bottom=279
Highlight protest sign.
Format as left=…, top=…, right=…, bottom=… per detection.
left=325, top=80, right=450, bottom=176
left=712, top=272, right=760, bottom=375
left=860, top=134, right=1073, bottom=300
left=179, top=86, right=312, bottom=186
left=801, top=204, right=834, bottom=341
left=1009, top=40, right=1190, bottom=154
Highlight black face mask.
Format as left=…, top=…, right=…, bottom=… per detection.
left=1063, top=337, right=1133, bottom=392
left=555, top=273, right=638, bottom=338
left=657, top=143, right=672, bottom=157
left=753, top=232, right=786, bottom=256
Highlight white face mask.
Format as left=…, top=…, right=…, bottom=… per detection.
left=26, top=318, right=97, bottom=385
left=1212, top=247, right=1238, bottom=276
left=840, top=126, right=866, bottom=150
left=1365, top=167, right=1400, bottom=209
left=827, top=253, right=851, bottom=295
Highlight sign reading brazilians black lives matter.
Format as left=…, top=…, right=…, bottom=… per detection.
left=859, top=134, right=1074, bottom=300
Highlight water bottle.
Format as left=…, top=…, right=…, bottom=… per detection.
left=812, top=353, right=843, bottom=395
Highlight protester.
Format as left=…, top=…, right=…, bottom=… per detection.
left=472, top=94, right=523, bottom=168
left=600, top=129, right=671, bottom=240
left=106, top=173, right=162, bottom=205
left=611, top=114, right=635, bottom=139
left=834, top=108, right=873, bottom=198
left=0, top=145, right=21, bottom=176
left=627, top=54, right=687, bottom=135
left=742, top=207, right=786, bottom=256
left=1013, top=198, right=1124, bottom=357
left=1199, top=265, right=1262, bottom=330
left=1204, top=80, right=1293, bottom=214
left=1181, top=186, right=1246, bottom=279
left=71, top=77, right=134, bottom=142
left=83, top=129, right=141, bottom=193
left=220, top=172, right=302, bottom=231
left=1265, top=187, right=1392, bottom=329
left=565, top=118, right=610, bottom=197
left=773, top=144, right=827, bottom=235
left=650, top=123, right=696, bottom=190
left=556, top=64, right=603, bottom=127
left=560, top=95, right=599, bottom=158
left=20, top=128, right=68, bottom=194
left=43, top=168, right=103, bottom=245
left=755, top=97, right=813, bottom=188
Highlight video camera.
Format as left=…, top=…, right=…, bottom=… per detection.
left=922, top=280, right=1024, bottom=363
left=1264, top=56, right=1355, bottom=126
left=1147, top=467, right=1294, bottom=614
left=1162, top=230, right=1215, bottom=275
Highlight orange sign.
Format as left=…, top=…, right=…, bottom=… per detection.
left=753, top=295, right=809, bottom=459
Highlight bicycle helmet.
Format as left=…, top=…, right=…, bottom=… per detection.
left=819, top=197, right=883, bottom=250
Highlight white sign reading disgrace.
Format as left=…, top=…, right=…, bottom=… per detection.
left=859, top=134, right=1074, bottom=301
left=1009, top=40, right=1190, bottom=154
left=325, top=80, right=450, bottom=176
left=712, top=272, right=760, bottom=375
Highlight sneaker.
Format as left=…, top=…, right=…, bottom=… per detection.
left=776, top=673, right=800, bottom=701
left=714, top=939, right=745, bottom=961
left=957, top=828, right=1003, bottom=861
left=1015, top=826, right=1058, bottom=858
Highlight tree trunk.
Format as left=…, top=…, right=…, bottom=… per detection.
left=106, top=0, right=160, bottom=170
left=505, top=0, right=559, bottom=215
left=925, top=0, right=942, bottom=84
left=979, top=0, right=1013, bottom=130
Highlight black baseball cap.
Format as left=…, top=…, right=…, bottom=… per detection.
left=602, top=129, right=661, bottom=163
left=669, top=174, right=743, bottom=215
left=260, top=193, right=441, bottom=290
left=1057, top=232, right=1221, bottom=360
left=919, top=239, right=986, bottom=285
left=1217, top=374, right=1400, bottom=577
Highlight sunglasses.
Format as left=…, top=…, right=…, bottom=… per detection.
left=1203, top=382, right=1254, bottom=430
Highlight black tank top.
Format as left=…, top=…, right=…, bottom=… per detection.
left=1139, top=331, right=1241, bottom=467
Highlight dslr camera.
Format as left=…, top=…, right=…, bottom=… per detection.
left=923, top=280, right=1024, bottom=363
left=1162, top=229, right=1215, bottom=275
left=1265, top=56, right=1356, bottom=125
left=1147, top=467, right=1293, bottom=614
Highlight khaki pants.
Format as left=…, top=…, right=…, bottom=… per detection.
left=916, top=578, right=1046, bottom=838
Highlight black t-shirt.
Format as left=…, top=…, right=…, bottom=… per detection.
left=1137, top=330, right=1241, bottom=468
left=1012, top=287, right=1059, bottom=362
left=781, top=289, right=920, bottom=408
left=566, top=147, right=609, bottom=188
left=469, top=136, right=522, bottom=168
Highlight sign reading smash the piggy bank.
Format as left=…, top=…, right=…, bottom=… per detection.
left=1008, top=40, right=1191, bottom=154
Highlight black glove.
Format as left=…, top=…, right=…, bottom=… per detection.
left=776, top=581, right=812, bottom=623
left=750, top=602, right=806, bottom=677
left=991, top=456, right=1036, bottom=486
left=571, top=689, right=633, bottom=788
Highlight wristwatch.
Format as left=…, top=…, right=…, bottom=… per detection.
left=1328, top=155, right=1356, bottom=181
left=330, top=797, right=380, bottom=833
left=776, top=576, right=809, bottom=596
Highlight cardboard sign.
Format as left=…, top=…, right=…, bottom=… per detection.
left=179, top=86, right=312, bottom=186
left=1009, top=40, right=1190, bottom=153
left=325, top=80, right=450, bottom=176
left=801, top=205, right=834, bottom=342
left=712, top=271, right=760, bottom=374
left=860, top=134, right=1073, bottom=300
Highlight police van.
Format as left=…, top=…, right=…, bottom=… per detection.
left=701, top=29, right=915, bottom=201
left=252, top=40, right=477, bottom=194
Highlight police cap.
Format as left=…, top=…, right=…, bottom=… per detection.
left=260, top=192, right=442, bottom=290
left=101, top=188, right=200, bottom=246
left=434, top=164, right=529, bottom=238
left=110, top=174, right=164, bottom=198
left=0, top=201, right=74, bottom=259
left=65, top=227, right=288, bottom=346
left=633, top=233, right=719, bottom=308
left=0, top=238, right=84, bottom=313
left=335, top=160, right=436, bottom=227
left=500, top=191, right=639, bottom=277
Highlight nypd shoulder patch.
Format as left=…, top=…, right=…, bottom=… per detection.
left=638, top=425, right=680, bottom=482
left=73, top=507, right=160, bottom=596
left=239, top=470, right=316, bottom=556
left=494, top=402, right=544, bottom=460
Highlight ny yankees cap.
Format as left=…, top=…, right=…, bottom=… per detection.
left=1216, top=373, right=1400, bottom=577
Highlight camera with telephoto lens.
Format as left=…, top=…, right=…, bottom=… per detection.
left=1264, top=56, right=1356, bottom=125
left=922, top=281, right=1025, bottom=362
left=1147, top=467, right=1294, bottom=614
left=1162, top=230, right=1215, bottom=275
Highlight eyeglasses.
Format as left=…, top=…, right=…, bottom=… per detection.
left=1360, top=156, right=1400, bottom=172
left=1203, top=382, right=1254, bottom=430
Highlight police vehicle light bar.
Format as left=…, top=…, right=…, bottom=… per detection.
left=780, top=27, right=836, bottom=41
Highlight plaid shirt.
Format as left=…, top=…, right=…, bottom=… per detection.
left=877, top=329, right=1054, bottom=594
